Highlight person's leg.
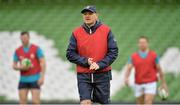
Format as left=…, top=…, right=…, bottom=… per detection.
left=136, top=94, right=145, bottom=105
left=30, top=81, right=41, bottom=105
left=144, top=94, right=155, bottom=104
left=134, top=83, right=144, bottom=105
left=93, top=81, right=110, bottom=104
left=31, top=89, right=41, bottom=105
left=80, top=99, right=92, bottom=105
left=78, top=82, right=93, bottom=105
left=92, top=71, right=112, bottom=104
left=77, top=73, right=93, bottom=105
left=19, top=89, right=29, bottom=104
left=144, top=82, right=157, bottom=104
left=18, top=82, right=29, bottom=104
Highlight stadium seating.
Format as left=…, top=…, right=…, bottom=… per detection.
left=0, top=32, right=79, bottom=100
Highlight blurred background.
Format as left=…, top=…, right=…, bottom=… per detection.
left=0, top=0, right=180, bottom=104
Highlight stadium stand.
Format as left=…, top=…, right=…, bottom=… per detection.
left=0, top=32, right=78, bottom=100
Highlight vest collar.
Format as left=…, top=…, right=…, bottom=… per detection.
left=138, top=49, right=149, bottom=53
left=22, top=43, right=31, bottom=48
left=82, top=21, right=102, bottom=34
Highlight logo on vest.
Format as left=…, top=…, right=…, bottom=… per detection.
left=19, top=56, right=24, bottom=60
left=30, top=54, right=35, bottom=59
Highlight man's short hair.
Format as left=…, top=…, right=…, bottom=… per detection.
left=139, top=36, right=149, bottom=42
left=21, top=31, right=29, bottom=36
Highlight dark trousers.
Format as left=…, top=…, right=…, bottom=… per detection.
left=77, top=70, right=112, bottom=104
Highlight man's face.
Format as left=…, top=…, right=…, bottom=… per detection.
left=82, top=11, right=98, bottom=25
left=138, top=38, right=149, bottom=51
left=20, top=34, right=30, bottom=46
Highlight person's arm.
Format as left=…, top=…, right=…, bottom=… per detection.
left=38, top=57, right=46, bottom=86
left=13, top=61, right=21, bottom=71
left=66, top=34, right=89, bottom=67
left=12, top=52, right=28, bottom=71
left=156, top=63, right=168, bottom=92
left=39, top=57, right=46, bottom=77
left=155, top=55, right=168, bottom=92
left=36, top=47, right=46, bottom=86
left=96, top=30, right=118, bottom=70
left=124, top=57, right=133, bottom=86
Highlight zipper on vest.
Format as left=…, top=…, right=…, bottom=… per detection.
left=89, top=28, right=92, bottom=34
left=91, top=73, right=94, bottom=83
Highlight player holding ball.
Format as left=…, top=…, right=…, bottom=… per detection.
left=13, top=32, right=46, bottom=104
left=124, top=36, right=168, bottom=105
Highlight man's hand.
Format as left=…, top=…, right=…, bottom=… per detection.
left=89, top=62, right=99, bottom=70
left=38, top=75, right=45, bottom=86
left=160, top=82, right=169, bottom=93
left=87, top=58, right=100, bottom=70
left=88, top=58, right=93, bottom=65
left=19, top=65, right=30, bottom=71
left=124, top=64, right=133, bottom=86
left=13, top=61, right=31, bottom=71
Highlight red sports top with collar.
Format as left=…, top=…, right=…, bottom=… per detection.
left=73, top=24, right=111, bottom=73
left=131, top=50, right=158, bottom=84
left=15, top=44, right=41, bottom=76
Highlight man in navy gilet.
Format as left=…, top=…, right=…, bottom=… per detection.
left=66, top=6, right=118, bottom=105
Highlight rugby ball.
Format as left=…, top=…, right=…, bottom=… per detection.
left=158, top=88, right=168, bottom=100
left=21, top=58, right=32, bottom=68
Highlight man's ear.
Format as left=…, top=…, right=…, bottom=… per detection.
left=95, top=13, right=99, bottom=20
